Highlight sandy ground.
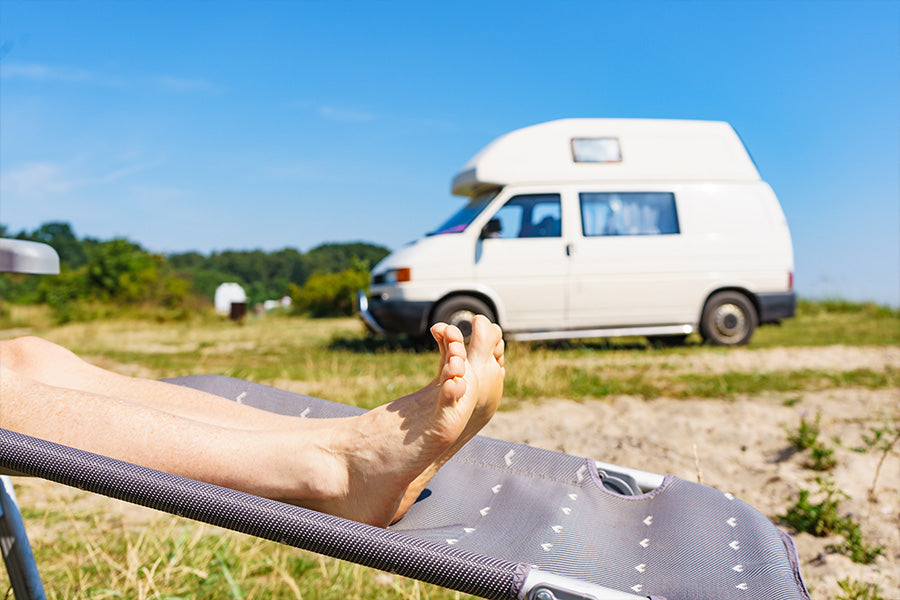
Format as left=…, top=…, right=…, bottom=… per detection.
left=6, top=344, right=899, bottom=599
left=481, top=348, right=899, bottom=600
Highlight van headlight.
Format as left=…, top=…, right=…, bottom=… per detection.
left=384, top=267, right=411, bottom=284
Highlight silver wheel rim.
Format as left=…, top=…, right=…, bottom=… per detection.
left=713, top=303, right=747, bottom=340
left=447, top=309, right=476, bottom=337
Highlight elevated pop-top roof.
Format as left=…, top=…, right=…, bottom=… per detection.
left=451, top=118, right=761, bottom=197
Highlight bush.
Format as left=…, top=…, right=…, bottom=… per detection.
left=289, top=269, right=369, bottom=318
left=37, top=266, right=89, bottom=323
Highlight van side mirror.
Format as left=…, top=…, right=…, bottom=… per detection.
left=480, top=219, right=502, bottom=239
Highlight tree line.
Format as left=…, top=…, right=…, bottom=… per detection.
left=0, top=222, right=389, bottom=322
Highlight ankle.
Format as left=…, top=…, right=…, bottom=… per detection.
left=245, top=428, right=351, bottom=505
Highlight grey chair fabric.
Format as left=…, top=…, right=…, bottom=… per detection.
left=168, top=375, right=811, bottom=600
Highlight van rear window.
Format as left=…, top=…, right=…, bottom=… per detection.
left=580, top=192, right=679, bottom=236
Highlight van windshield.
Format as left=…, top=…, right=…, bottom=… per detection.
left=428, top=191, right=499, bottom=235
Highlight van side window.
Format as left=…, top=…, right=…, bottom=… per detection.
left=491, top=194, right=562, bottom=239
left=580, top=192, right=679, bottom=236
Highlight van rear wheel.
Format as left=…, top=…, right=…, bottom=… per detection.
left=432, top=296, right=495, bottom=340
left=700, top=291, right=757, bottom=346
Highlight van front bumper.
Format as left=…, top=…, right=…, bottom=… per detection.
left=356, top=291, right=431, bottom=336
left=757, top=291, right=796, bottom=323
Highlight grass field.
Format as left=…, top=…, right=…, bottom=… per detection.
left=1, top=300, right=898, bottom=599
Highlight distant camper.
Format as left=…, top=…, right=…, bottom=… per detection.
left=214, top=283, right=248, bottom=318
left=358, top=119, right=796, bottom=346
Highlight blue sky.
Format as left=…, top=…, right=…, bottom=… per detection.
left=1, top=1, right=898, bottom=305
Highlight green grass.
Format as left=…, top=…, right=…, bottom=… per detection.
left=3, top=300, right=897, bottom=411
left=750, top=299, right=899, bottom=347
left=13, top=497, right=471, bottom=600
left=1, top=300, right=897, bottom=598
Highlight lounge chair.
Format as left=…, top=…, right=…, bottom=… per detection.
left=0, top=239, right=810, bottom=600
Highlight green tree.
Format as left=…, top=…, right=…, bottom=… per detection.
left=306, top=242, right=389, bottom=274
left=26, top=222, right=88, bottom=267
left=85, top=239, right=160, bottom=302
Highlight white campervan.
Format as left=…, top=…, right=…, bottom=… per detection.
left=358, top=119, right=796, bottom=346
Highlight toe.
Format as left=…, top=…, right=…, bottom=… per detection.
left=444, top=325, right=467, bottom=362
left=494, top=338, right=505, bottom=366
left=431, top=323, right=449, bottom=369
left=471, top=315, right=502, bottom=357
left=439, top=371, right=466, bottom=405
left=444, top=324, right=465, bottom=345
left=430, top=322, right=448, bottom=342
left=442, top=354, right=465, bottom=381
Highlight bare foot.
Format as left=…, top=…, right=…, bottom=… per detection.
left=391, top=316, right=505, bottom=522
left=285, top=330, right=478, bottom=527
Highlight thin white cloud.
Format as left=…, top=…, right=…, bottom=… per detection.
left=0, top=62, right=125, bottom=86
left=0, top=159, right=162, bottom=199
left=86, top=160, right=165, bottom=185
left=1, top=162, right=72, bottom=198
left=1, top=62, right=219, bottom=94
left=311, top=102, right=456, bottom=129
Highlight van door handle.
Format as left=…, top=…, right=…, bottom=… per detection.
left=565, top=243, right=573, bottom=257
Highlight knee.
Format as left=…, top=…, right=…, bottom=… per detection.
left=0, top=336, right=61, bottom=372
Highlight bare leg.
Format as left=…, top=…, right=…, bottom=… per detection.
left=392, top=315, right=505, bottom=522
left=0, top=332, right=476, bottom=434
left=0, top=336, right=289, bottom=429
left=0, top=335, right=480, bottom=527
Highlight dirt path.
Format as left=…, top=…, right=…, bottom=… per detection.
left=558, top=344, right=900, bottom=375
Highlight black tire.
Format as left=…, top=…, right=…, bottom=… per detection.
left=431, top=296, right=495, bottom=340
left=699, top=291, right=758, bottom=346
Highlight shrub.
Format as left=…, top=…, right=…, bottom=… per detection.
left=290, top=269, right=369, bottom=318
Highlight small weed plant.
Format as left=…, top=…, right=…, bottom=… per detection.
left=785, top=412, right=838, bottom=471
left=831, top=521, right=884, bottom=565
left=836, top=577, right=885, bottom=600
left=779, top=477, right=884, bottom=564
left=786, top=413, right=823, bottom=452
left=779, top=477, right=847, bottom=537
left=807, top=441, right=837, bottom=471
left=854, top=420, right=900, bottom=499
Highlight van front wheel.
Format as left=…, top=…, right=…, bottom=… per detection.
left=432, top=296, right=495, bottom=340
left=700, top=291, right=757, bottom=346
